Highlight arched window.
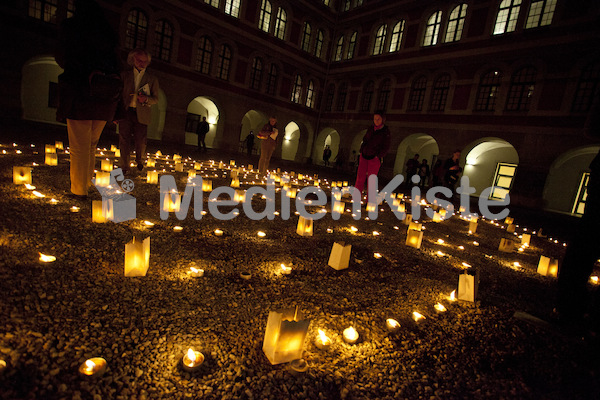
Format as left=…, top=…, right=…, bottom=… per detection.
left=389, top=21, right=405, bottom=52
left=204, top=0, right=219, bottom=7
left=265, top=64, right=278, bottom=95
left=347, top=31, right=358, bottom=59
left=29, top=0, right=58, bottom=24
left=372, top=24, right=387, bottom=55
left=259, top=0, right=272, bottom=33
left=324, top=84, right=335, bottom=112
left=306, top=80, right=315, bottom=108
left=274, top=8, right=287, bottom=39
left=376, top=79, right=391, bottom=111
left=315, top=30, right=324, bottom=58
left=494, top=0, right=522, bottom=35
left=154, top=19, right=173, bottom=62
left=343, top=0, right=351, bottom=12
left=423, top=11, right=442, bottom=46
left=430, top=74, right=450, bottom=111
left=195, top=36, right=213, bottom=74
left=334, top=36, right=344, bottom=61
left=361, top=81, right=375, bottom=112
left=525, top=0, right=557, bottom=29
left=217, top=44, right=232, bottom=80
left=445, top=4, right=467, bottom=43
left=336, top=82, right=348, bottom=111
left=126, top=9, right=148, bottom=49
left=301, top=22, right=312, bottom=52
left=506, top=66, right=536, bottom=111
left=408, top=76, right=427, bottom=111
left=225, top=0, right=241, bottom=18
left=250, top=57, right=263, bottom=90
left=475, top=70, right=502, bottom=111
left=572, top=62, right=600, bottom=112
left=291, top=74, right=302, bottom=103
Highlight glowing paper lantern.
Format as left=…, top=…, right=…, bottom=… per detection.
left=458, top=270, right=479, bottom=302
left=174, top=162, right=183, bottom=172
left=432, top=212, right=443, bottom=223
left=366, top=203, right=376, bottom=213
left=408, top=221, right=422, bottom=231
left=146, top=170, right=158, bottom=184
left=147, top=158, right=156, bottom=168
left=173, top=154, right=182, bottom=161
left=45, top=153, right=58, bottom=166
left=333, top=202, right=345, bottom=214
left=45, top=144, right=56, bottom=153
left=100, top=159, right=112, bottom=171
left=114, top=149, right=121, bottom=157
left=95, top=171, right=111, bottom=187
left=402, top=214, right=413, bottom=225
left=505, top=217, right=514, bottom=225
left=194, top=162, right=202, bottom=170
left=469, top=220, right=478, bottom=234
left=102, top=194, right=136, bottom=223
left=262, top=308, right=310, bottom=365
left=13, top=167, right=32, bottom=185
left=234, top=189, right=246, bottom=203
left=296, top=216, right=313, bottom=237
left=506, top=224, right=516, bottom=233
left=124, top=237, right=150, bottom=277
left=521, top=234, right=531, bottom=247
left=406, top=229, right=423, bottom=249
left=537, top=256, right=559, bottom=277
left=92, top=200, right=107, bottom=223
left=162, top=191, right=181, bottom=213
left=55, top=141, right=64, bottom=150
left=202, top=179, right=213, bottom=192
left=328, top=242, right=351, bottom=270
left=498, top=238, right=515, bottom=252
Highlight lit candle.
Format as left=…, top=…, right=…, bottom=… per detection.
left=412, top=311, right=426, bottom=322
left=257, top=231, right=266, bottom=238
left=39, top=253, right=56, bottom=263
left=343, top=327, right=359, bottom=344
left=434, top=303, right=447, bottom=313
left=327, top=228, right=333, bottom=234
left=436, top=251, right=445, bottom=257
left=78, top=357, right=107, bottom=377
left=143, top=220, right=155, bottom=228
left=70, top=206, right=80, bottom=213
left=449, top=290, right=456, bottom=301
left=350, top=226, right=358, bottom=233
left=32, top=191, right=45, bottom=198
left=437, top=239, right=445, bottom=244
left=182, top=348, right=204, bottom=372
left=280, top=264, right=292, bottom=275
left=189, top=267, right=204, bottom=277
left=314, top=329, right=331, bottom=350
left=214, top=229, right=223, bottom=236
left=372, top=231, right=380, bottom=236
left=385, top=318, right=401, bottom=333
left=49, top=198, right=59, bottom=204
left=591, top=276, right=599, bottom=285
left=374, top=252, right=383, bottom=259
left=173, top=226, right=183, bottom=232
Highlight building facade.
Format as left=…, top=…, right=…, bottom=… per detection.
left=2, top=0, right=599, bottom=214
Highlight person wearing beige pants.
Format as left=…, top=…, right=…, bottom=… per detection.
left=66, top=120, right=106, bottom=196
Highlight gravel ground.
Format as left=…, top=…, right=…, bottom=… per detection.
left=1, top=139, right=600, bottom=400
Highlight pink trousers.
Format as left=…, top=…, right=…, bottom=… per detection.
left=354, top=155, right=381, bottom=202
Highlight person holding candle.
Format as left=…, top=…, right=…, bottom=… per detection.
left=258, top=116, right=279, bottom=175
left=354, top=110, right=391, bottom=204
left=55, top=0, right=123, bottom=200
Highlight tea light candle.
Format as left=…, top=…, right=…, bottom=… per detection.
left=39, top=253, right=56, bottom=263
left=240, top=271, right=252, bottom=280
left=214, top=229, right=224, bottom=236
left=182, top=348, right=204, bottom=372
left=434, top=303, right=447, bottom=313
left=78, top=357, right=107, bottom=377
left=385, top=318, right=401, bottom=333
left=70, top=206, right=80, bottom=213
left=143, top=220, right=155, bottom=228
left=32, top=191, right=45, bottom=198
left=412, top=311, right=426, bottom=322
left=343, top=327, right=359, bottom=344
left=449, top=290, right=457, bottom=301
left=280, top=264, right=292, bottom=275
left=173, top=226, right=183, bottom=232
left=350, top=226, right=358, bottom=233
left=189, top=267, right=204, bottom=277
left=289, top=358, right=308, bottom=374
left=327, top=228, right=333, bottom=234
left=257, top=231, right=266, bottom=238
left=374, top=253, right=382, bottom=259
left=314, top=329, right=331, bottom=350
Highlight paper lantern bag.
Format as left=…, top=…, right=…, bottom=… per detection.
left=328, top=242, right=351, bottom=270
left=458, top=270, right=479, bottom=302
left=296, top=216, right=313, bottom=237
left=103, top=193, right=136, bottom=223
left=262, top=308, right=310, bottom=365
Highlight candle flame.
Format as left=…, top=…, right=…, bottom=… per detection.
left=458, top=245, right=465, bottom=250
left=39, top=253, right=56, bottom=262
left=436, top=251, right=445, bottom=257
left=434, top=303, right=447, bottom=312
left=462, top=262, right=472, bottom=269
left=187, top=348, right=196, bottom=363
left=591, top=276, right=599, bottom=284
left=257, top=231, right=266, bottom=237
left=84, top=359, right=96, bottom=372
left=173, top=226, right=183, bottom=231
left=24, top=184, right=36, bottom=190
left=144, top=221, right=154, bottom=227
left=372, top=231, right=380, bottom=236
left=343, top=327, right=358, bottom=341
left=437, top=239, right=445, bottom=244
left=318, top=329, right=329, bottom=343
left=32, top=191, right=45, bottom=198
left=49, top=198, right=59, bottom=204
left=350, top=226, right=358, bottom=233
left=374, top=253, right=382, bottom=259
left=450, top=290, right=456, bottom=301
left=386, top=318, right=400, bottom=329
left=412, top=311, right=425, bottom=322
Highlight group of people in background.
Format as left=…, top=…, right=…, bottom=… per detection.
left=406, top=150, right=463, bottom=190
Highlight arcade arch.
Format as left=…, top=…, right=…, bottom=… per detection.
left=185, top=96, right=219, bottom=148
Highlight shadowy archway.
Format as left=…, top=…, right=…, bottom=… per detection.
left=393, top=134, right=440, bottom=179
left=313, top=127, right=340, bottom=166
left=281, top=122, right=300, bottom=161
left=185, top=97, right=220, bottom=148
left=22, top=55, right=63, bottom=124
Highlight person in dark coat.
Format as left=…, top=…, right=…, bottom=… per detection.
left=55, top=0, right=122, bottom=199
left=354, top=110, right=391, bottom=203
left=196, top=116, right=210, bottom=153
left=245, top=131, right=255, bottom=155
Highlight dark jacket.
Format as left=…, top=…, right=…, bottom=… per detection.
left=360, top=125, right=391, bottom=160
left=55, top=5, right=121, bottom=122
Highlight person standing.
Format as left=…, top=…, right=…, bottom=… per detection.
left=443, top=150, right=462, bottom=190
left=354, top=110, right=391, bottom=203
left=258, top=116, right=279, bottom=175
left=55, top=0, right=122, bottom=200
left=406, top=153, right=420, bottom=183
left=418, top=159, right=430, bottom=188
left=245, top=131, right=255, bottom=156
left=323, top=145, right=332, bottom=166
left=118, top=48, right=160, bottom=173
left=196, top=116, right=210, bottom=152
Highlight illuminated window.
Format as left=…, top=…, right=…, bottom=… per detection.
left=423, top=11, right=442, bottom=46
left=526, top=0, right=556, bottom=28
left=205, top=0, right=219, bottom=7
left=265, top=64, right=278, bottom=95
left=274, top=8, right=287, bottom=39
left=301, top=22, right=312, bottom=52
left=306, top=80, right=315, bottom=108
left=315, top=30, right=324, bottom=58
left=195, top=36, right=213, bottom=74
left=217, top=45, right=232, bottom=80
left=347, top=31, right=357, bottom=59
left=475, top=70, right=502, bottom=111
left=154, top=20, right=173, bottom=62
left=376, top=79, right=391, bottom=111
left=67, top=0, right=75, bottom=18
left=324, top=84, right=335, bottom=112
left=28, top=0, right=57, bottom=24
left=494, top=0, right=521, bottom=35
left=361, top=81, right=375, bottom=112
left=408, top=76, right=427, bottom=111
left=323, top=0, right=330, bottom=6
left=430, top=74, right=450, bottom=111
left=250, top=57, right=263, bottom=90
left=258, top=0, right=272, bottom=33
left=334, top=36, right=344, bottom=61
left=389, top=21, right=405, bottom=52
left=291, top=74, right=302, bottom=103
left=225, top=0, right=241, bottom=18
left=506, top=67, right=536, bottom=111
left=490, top=163, right=517, bottom=200
left=126, top=9, right=148, bottom=49
left=337, top=82, right=348, bottom=111
left=343, top=0, right=351, bottom=12
left=573, top=172, right=590, bottom=215
left=356, top=0, right=363, bottom=6
left=445, top=4, right=467, bottom=42
left=373, top=25, right=387, bottom=55
left=572, top=62, right=600, bottom=112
